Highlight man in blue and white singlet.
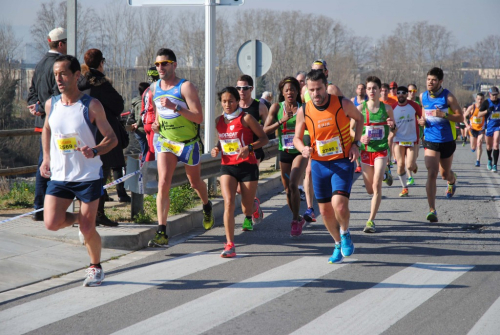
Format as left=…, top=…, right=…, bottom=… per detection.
left=40, top=55, right=118, bottom=287
left=418, top=67, right=463, bottom=223
left=149, top=48, right=215, bottom=248
left=477, top=87, right=500, bottom=172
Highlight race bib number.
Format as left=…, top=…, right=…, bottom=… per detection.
left=491, top=112, right=500, bottom=120
left=158, top=137, right=185, bottom=157
left=220, top=139, right=241, bottom=155
left=400, top=141, right=413, bottom=147
left=316, top=137, right=342, bottom=157
left=472, top=117, right=483, bottom=124
left=55, top=133, right=81, bottom=155
left=281, top=134, right=295, bottom=150
left=366, top=126, right=385, bottom=140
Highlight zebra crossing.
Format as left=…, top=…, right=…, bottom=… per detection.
left=1, top=250, right=498, bottom=335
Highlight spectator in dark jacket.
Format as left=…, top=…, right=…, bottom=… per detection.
left=78, top=48, right=129, bottom=227
left=27, top=27, right=67, bottom=221
left=130, top=82, right=150, bottom=162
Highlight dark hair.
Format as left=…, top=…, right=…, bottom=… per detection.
left=237, top=74, right=253, bottom=87
left=427, top=67, right=444, bottom=81
left=295, top=71, right=307, bottom=77
left=54, top=55, right=80, bottom=74
left=477, top=92, right=484, bottom=97
left=408, top=83, right=417, bottom=90
left=357, top=83, right=366, bottom=89
left=156, top=48, right=177, bottom=62
left=278, top=76, right=302, bottom=103
left=218, top=86, right=240, bottom=102
left=381, top=83, right=390, bottom=90
left=367, top=76, right=382, bottom=89
left=306, top=69, right=327, bottom=86
left=138, top=82, right=149, bottom=96
left=84, top=48, right=104, bottom=69
left=49, top=39, right=66, bottom=49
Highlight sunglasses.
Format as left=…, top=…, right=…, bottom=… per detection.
left=397, top=91, right=408, bottom=95
left=102, top=58, right=106, bottom=64
left=390, top=87, right=397, bottom=90
left=154, top=60, right=175, bottom=67
left=236, top=86, right=252, bottom=91
left=408, top=89, right=417, bottom=93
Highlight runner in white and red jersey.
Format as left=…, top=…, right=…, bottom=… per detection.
left=392, top=86, right=422, bottom=197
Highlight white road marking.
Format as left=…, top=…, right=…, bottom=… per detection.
left=113, top=257, right=355, bottom=335
left=291, top=263, right=473, bottom=335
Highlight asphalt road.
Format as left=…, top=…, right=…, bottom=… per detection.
left=1, top=142, right=500, bottom=335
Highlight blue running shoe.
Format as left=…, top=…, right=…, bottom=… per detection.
left=493, top=165, right=498, bottom=173
left=340, top=232, right=355, bottom=257
left=446, top=173, right=457, bottom=198
left=328, top=244, right=343, bottom=264
left=488, top=160, right=492, bottom=171
left=426, top=210, right=438, bottom=223
left=303, top=207, right=316, bottom=223
left=475, top=160, right=480, bottom=167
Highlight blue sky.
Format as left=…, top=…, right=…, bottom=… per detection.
left=2, top=0, right=496, bottom=50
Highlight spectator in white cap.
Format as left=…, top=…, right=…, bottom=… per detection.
left=27, top=27, right=67, bottom=221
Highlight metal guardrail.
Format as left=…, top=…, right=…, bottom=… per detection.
left=125, top=139, right=279, bottom=194
left=0, top=129, right=38, bottom=138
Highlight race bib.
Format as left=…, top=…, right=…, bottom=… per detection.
left=220, top=139, right=241, bottom=156
left=366, top=126, right=385, bottom=140
left=281, top=134, right=295, bottom=150
left=400, top=141, right=413, bottom=147
left=316, top=137, right=342, bottom=157
left=472, top=117, right=483, bottom=124
left=491, top=112, right=500, bottom=120
left=158, top=137, right=185, bottom=157
left=55, top=133, right=82, bottom=155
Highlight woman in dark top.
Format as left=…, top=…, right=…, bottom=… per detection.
left=78, top=48, right=129, bottom=226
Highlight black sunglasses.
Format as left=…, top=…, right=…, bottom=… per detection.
left=236, top=86, right=252, bottom=91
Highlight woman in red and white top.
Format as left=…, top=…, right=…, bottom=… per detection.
left=212, top=86, right=268, bottom=258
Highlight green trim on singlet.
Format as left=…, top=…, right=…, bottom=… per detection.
left=276, top=102, right=302, bottom=154
left=361, top=101, right=390, bottom=152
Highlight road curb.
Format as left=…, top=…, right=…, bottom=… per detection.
left=99, top=171, right=283, bottom=250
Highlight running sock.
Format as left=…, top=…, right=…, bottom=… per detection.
left=203, top=201, right=212, bottom=212
left=494, top=149, right=499, bottom=165
left=246, top=215, right=252, bottom=221
left=487, top=149, right=492, bottom=161
left=90, top=263, right=102, bottom=269
left=398, top=173, right=407, bottom=188
left=158, top=225, right=167, bottom=234
left=340, top=228, right=350, bottom=235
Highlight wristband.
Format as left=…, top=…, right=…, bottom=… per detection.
left=248, top=143, right=254, bottom=153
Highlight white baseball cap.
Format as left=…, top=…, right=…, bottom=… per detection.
left=48, top=27, right=66, bottom=42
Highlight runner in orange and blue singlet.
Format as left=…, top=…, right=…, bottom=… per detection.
left=293, top=69, right=364, bottom=264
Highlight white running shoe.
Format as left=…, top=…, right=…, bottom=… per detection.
left=83, top=266, right=105, bottom=287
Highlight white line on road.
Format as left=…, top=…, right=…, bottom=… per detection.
left=112, top=257, right=355, bottom=335
left=0, top=252, right=234, bottom=335
left=467, top=295, right=500, bottom=335
left=291, top=263, right=473, bottom=335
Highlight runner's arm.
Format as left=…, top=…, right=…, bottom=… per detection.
left=40, top=99, right=53, bottom=176
left=385, top=104, right=396, bottom=130
left=327, top=84, right=344, bottom=97
left=343, top=98, right=363, bottom=141
left=263, top=103, right=281, bottom=134
left=445, top=92, right=464, bottom=123
left=293, top=106, right=307, bottom=155
left=418, top=93, right=426, bottom=126
left=477, top=100, right=490, bottom=117
left=86, top=99, right=118, bottom=156
left=243, top=114, right=268, bottom=150
left=259, top=102, right=269, bottom=128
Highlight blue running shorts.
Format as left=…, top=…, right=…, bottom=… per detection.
left=311, top=158, right=355, bottom=203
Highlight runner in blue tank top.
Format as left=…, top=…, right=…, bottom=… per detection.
left=149, top=48, right=215, bottom=248
left=418, top=67, right=463, bottom=223
left=477, top=86, right=500, bottom=172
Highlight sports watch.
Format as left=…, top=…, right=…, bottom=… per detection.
left=92, top=148, right=98, bottom=157
left=174, top=104, right=182, bottom=112
left=352, top=140, right=361, bottom=148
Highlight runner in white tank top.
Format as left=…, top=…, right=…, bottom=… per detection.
left=40, top=55, right=118, bottom=287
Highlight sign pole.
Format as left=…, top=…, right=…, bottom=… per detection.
left=205, top=0, right=217, bottom=194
